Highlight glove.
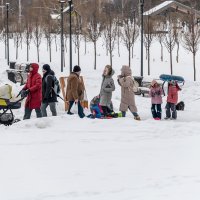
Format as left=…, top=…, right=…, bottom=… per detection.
left=21, top=89, right=29, bottom=98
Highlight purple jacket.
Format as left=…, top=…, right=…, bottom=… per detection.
left=149, top=86, right=163, bottom=104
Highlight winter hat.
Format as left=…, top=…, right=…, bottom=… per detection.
left=73, top=65, right=81, bottom=73
left=151, top=80, right=157, bottom=87
left=43, top=64, right=51, bottom=72
left=121, top=65, right=132, bottom=77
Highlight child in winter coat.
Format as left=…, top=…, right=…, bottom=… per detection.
left=149, top=80, right=163, bottom=120
left=165, top=80, right=181, bottom=120
left=118, top=65, right=140, bottom=121
left=89, top=95, right=103, bottom=119
left=88, top=95, right=115, bottom=119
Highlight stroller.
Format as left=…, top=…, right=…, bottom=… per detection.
left=0, top=85, right=24, bottom=126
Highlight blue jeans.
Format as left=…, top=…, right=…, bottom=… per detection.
left=68, top=101, right=85, bottom=118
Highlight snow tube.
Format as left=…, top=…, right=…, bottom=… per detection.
left=159, top=74, right=185, bottom=83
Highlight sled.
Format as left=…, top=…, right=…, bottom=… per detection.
left=159, top=74, right=185, bottom=96
left=59, top=76, right=88, bottom=111
left=159, top=74, right=185, bottom=83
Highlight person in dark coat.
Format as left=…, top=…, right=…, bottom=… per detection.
left=22, top=63, right=42, bottom=120
left=41, top=64, right=58, bottom=117
left=65, top=65, right=85, bottom=118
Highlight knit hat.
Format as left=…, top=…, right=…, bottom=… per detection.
left=43, top=64, right=51, bottom=72
left=73, top=65, right=81, bottom=73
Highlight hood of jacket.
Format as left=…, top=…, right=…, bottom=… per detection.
left=104, top=69, right=115, bottom=78
left=30, top=63, right=39, bottom=75
left=121, top=65, right=132, bottom=77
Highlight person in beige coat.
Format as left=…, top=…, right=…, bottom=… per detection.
left=118, top=65, right=140, bottom=120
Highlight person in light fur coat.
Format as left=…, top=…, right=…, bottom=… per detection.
left=117, top=65, right=140, bottom=121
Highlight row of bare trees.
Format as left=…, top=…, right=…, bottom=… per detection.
left=0, top=0, right=200, bottom=80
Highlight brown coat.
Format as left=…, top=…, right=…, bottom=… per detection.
left=118, top=66, right=138, bottom=113
left=66, top=73, right=84, bottom=101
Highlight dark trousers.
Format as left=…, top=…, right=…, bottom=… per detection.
left=41, top=102, right=57, bottom=117
left=23, top=107, right=42, bottom=120
left=101, top=106, right=112, bottom=116
left=68, top=101, right=85, bottom=118
left=166, top=102, right=177, bottom=119
left=151, top=104, right=162, bottom=119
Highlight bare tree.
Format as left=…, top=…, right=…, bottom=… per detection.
left=155, top=21, right=166, bottom=62
left=84, top=12, right=102, bottom=70
left=44, top=17, right=55, bottom=62
left=102, top=3, right=118, bottom=67
left=33, top=19, right=43, bottom=62
left=163, top=19, right=176, bottom=75
left=121, top=11, right=139, bottom=67
left=13, top=25, right=22, bottom=60
left=181, top=15, right=200, bottom=81
left=144, top=16, right=155, bottom=75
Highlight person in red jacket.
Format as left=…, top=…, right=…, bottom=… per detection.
left=22, top=63, right=42, bottom=120
left=165, top=80, right=181, bottom=120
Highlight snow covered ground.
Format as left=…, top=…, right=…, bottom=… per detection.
left=0, top=37, right=200, bottom=200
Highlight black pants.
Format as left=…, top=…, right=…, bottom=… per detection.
left=101, top=106, right=112, bottom=116
left=166, top=102, right=177, bottom=119
left=68, top=101, right=85, bottom=118
left=23, top=107, right=42, bottom=120
left=151, top=104, right=162, bottom=119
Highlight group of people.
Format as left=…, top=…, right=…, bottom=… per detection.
left=20, top=63, right=181, bottom=121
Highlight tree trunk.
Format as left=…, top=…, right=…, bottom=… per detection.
left=94, top=41, right=97, bottom=70
left=37, top=44, right=40, bottom=62
left=170, top=46, right=173, bottom=75
left=27, top=43, right=29, bottom=62
left=176, top=42, right=179, bottom=63
left=109, top=35, right=112, bottom=67
left=49, top=40, right=52, bottom=63
left=193, top=53, right=196, bottom=81
left=55, top=36, right=57, bottom=52
left=161, top=42, right=163, bottom=62
left=128, top=45, right=131, bottom=67
left=148, top=44, right=150, bottom=76
left=5, top=36, right=7, bottom=59
left=78, top=46, right=80, bottom=66
left=16, top=42, right=18, bottom=60
left=84, top=35, right=87, bottom=55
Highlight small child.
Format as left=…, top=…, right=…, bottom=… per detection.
left=165, top=80, right=181, bottom=120
left=88, top=95, right=103, bottom=119
left=149, top=80, right=163, bottom=120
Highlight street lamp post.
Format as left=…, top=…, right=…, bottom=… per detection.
left=59, top=0, right=65, bottom=72
left=140, top=0, right=144, bottom=77
left=68, top=0, right=73, bottom=73
left=6, top=2, right=9, bottom=66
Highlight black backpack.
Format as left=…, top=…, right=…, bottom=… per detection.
left=45, top=75, right=61, bottom=95
left=176, top=101, right=185, bottom=111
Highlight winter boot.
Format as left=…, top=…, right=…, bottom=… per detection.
left=134, top=116, right=141, bottom=121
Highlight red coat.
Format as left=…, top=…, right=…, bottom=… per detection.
left=23, top=63, right=42, bottom=109
left=167, top=84, right=181, bottom=104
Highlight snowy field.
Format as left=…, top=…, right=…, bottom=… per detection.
left=0, top=38, right=200, bottom=200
